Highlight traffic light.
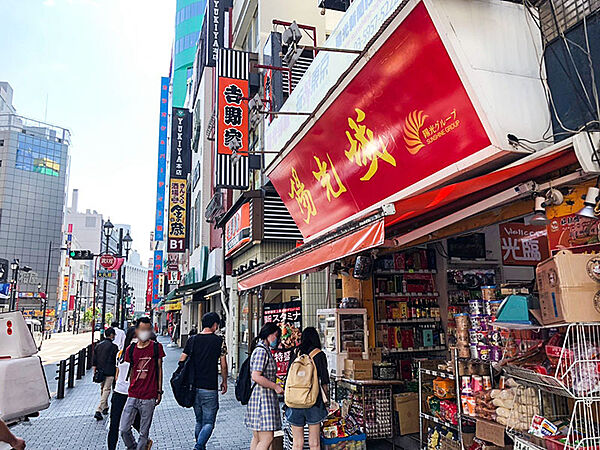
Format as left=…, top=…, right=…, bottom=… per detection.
left=69, top=250, right=94, bottom=260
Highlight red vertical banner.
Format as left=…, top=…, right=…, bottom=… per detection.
left=146, top=270, right=154, bottom=311
left=217, top=77, right=249, bottom=155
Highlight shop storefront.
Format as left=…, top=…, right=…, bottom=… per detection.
left=238, top=132, right=600, bottom=447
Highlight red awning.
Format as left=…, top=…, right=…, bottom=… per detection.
left=384, top=150, right=578, bottom=229
left=238, top=149, right=577, bottom=292
left=237, top=220, right=385, bottom=291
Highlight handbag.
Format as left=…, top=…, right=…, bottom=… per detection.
left=93, top=368, right=105, bottom=384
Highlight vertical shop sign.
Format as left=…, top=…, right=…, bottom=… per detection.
left=61, top=275, right=69, bottom=311
left=263, top=301, right=302, bottom=383
left=152, top=250, right=163, bottom=305
left=168, top=107, right=191, bottom=252
left=204, top=0, right=232, bottom=67
left=215, top=48, right=249, bottom=189
left=146, top=270, right=153, bottom=311
left=500, top=223, right=549, bottom=266
left=225, top=202, right=251, bottom=256
left=155, top=77, right=169, bottom=241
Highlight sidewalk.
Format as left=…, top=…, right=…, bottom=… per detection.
left=12, top=337, right=252, bottom=449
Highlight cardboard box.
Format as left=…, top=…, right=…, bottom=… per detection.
left=536, top=250, right=600, bottom=325
left=393, top=393, right=419, bottom=435
left=368, top=347, right=382, bottom=362
left=346, top=347, right=364, bottom=360
left=476, top=419, right=507, bottom=447
left=344, top=359, right=373, bottom=380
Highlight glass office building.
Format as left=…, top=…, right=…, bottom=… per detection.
left=0, top=112, right=70, bottom=314
left=173, top=0, right=206, bottom=107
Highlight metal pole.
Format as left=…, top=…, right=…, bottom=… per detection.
left=42, top=241, right=52, bottom=338
left=121, top=248, right=129, bottom=329
left=101, top=233, right=109, bottom=330
left=9, top=267, right=18, bottom=311
left=116, top=228, right=123, bottom=327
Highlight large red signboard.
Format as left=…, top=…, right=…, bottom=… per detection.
left=217, top=76, right=249, bottom=155
left=268, top=2, right=490, bottom=239
left=499, top=223, right=549, bottom=266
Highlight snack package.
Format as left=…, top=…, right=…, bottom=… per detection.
left=433, top=378, right=456, bottom=399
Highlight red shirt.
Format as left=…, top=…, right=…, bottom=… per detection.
left=125, top=342, right=165, bottom=400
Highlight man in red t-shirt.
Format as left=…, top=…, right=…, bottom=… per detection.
left=119, top=317, right=165, bottom=450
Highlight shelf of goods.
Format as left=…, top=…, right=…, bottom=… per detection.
left=418, top=352, right=464, bottom=450
left=491, top=322, right=600, bottom=450
left=334, top=379, right=394, bottom=441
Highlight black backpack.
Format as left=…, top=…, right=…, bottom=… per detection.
left=235, top=345, right=268, bottom=405
left=170, top=336, right=196, bottom=408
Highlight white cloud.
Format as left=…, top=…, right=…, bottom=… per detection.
left=42, top=0, right=56, bottom=6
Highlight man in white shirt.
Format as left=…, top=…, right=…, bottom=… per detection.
left=111, top=321, right=126, bottom=351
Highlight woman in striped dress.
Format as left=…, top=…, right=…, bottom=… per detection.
left=246, top=322, right=283, bottom=450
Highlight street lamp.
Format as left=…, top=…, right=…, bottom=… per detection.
left=120, top=230, right=133, bottom=328
left=101, top=218, right=114, bottom=330
left=9, top=260, right=31, bottom=311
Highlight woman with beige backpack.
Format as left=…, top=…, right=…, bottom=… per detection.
left=284, top=327, right=330, bottom=450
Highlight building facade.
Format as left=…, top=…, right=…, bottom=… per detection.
left=173, top=0, right=207, bottom=107
left=124, top=250, right=149, bottom=316
left=0, top=82, right=70, bottom=319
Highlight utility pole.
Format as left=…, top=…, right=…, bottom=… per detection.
left=42, top=241, right=52, bottom=338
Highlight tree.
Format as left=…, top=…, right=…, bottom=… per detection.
left=83, top=307, right=100, bottom=325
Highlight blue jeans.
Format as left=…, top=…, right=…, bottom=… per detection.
left=193, top=388, right=219, bottom=450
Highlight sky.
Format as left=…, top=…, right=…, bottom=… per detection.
left=0, top=0, right=175, bottom=264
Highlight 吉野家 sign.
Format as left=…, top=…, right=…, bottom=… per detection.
left=225, top=202, right=251, bottom=257
left=217, top=77, right=249, bottom=155
left=499, top=223, right=549, bottom=266
left=268, top=3, right=490, bottom=239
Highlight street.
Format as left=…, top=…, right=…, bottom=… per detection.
left=39, top=331, right=99, bottom=365
left=12, top=337, right=252, bottom=450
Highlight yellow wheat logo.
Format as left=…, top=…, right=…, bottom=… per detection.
left=403, top=110, right=428, bottom=155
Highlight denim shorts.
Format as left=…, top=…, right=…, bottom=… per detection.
left=285, top=403, right=328, bottom=427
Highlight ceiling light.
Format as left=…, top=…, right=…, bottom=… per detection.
left=530, top=195, right=549, bottom=226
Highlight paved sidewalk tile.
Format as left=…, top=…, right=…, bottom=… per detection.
left=12, top=337, right=252, bottom=449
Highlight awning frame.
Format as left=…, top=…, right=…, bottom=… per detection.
left=237, top=209, right=386, bottom=291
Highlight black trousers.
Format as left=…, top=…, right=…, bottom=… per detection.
left=108, top=392, right=140, bottom=450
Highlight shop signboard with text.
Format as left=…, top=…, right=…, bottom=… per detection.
left=500, top=223, right=549, bottom=266
left=168, top=107, right=192, bottom=252
left=268, top=3, right=490, bottom=239
left=225, top=202, right=251, bottom=257
left=547, top=214, right=600, bottom=251
left=152, top=250, right=163, bottom=305
left=155, top=77, right=169, bottom=241
left=263, top=301, right=302, bottom=384
left=146, top=270, right=153, bottom=311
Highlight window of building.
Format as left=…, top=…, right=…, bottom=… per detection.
left=0, top=139, right=4, bottom=146
left=85, top=216, right=96, bottom=227
left=15, top=134, right=60, bottom=177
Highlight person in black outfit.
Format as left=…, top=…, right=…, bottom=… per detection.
left=179, top=312, right=228, bottom=450
left=285, top=327, right=330, bottom=450
left=92, top=327, right=119, bottom=421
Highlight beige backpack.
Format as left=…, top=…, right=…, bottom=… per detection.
left=284, top=349, right=321, bottom=408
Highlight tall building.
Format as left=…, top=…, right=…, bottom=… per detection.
left=0, top=81, right=71, bottom=315
left=172, top=0, right=206, bottom=107
left=124, top=250, right=149, bottom=316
